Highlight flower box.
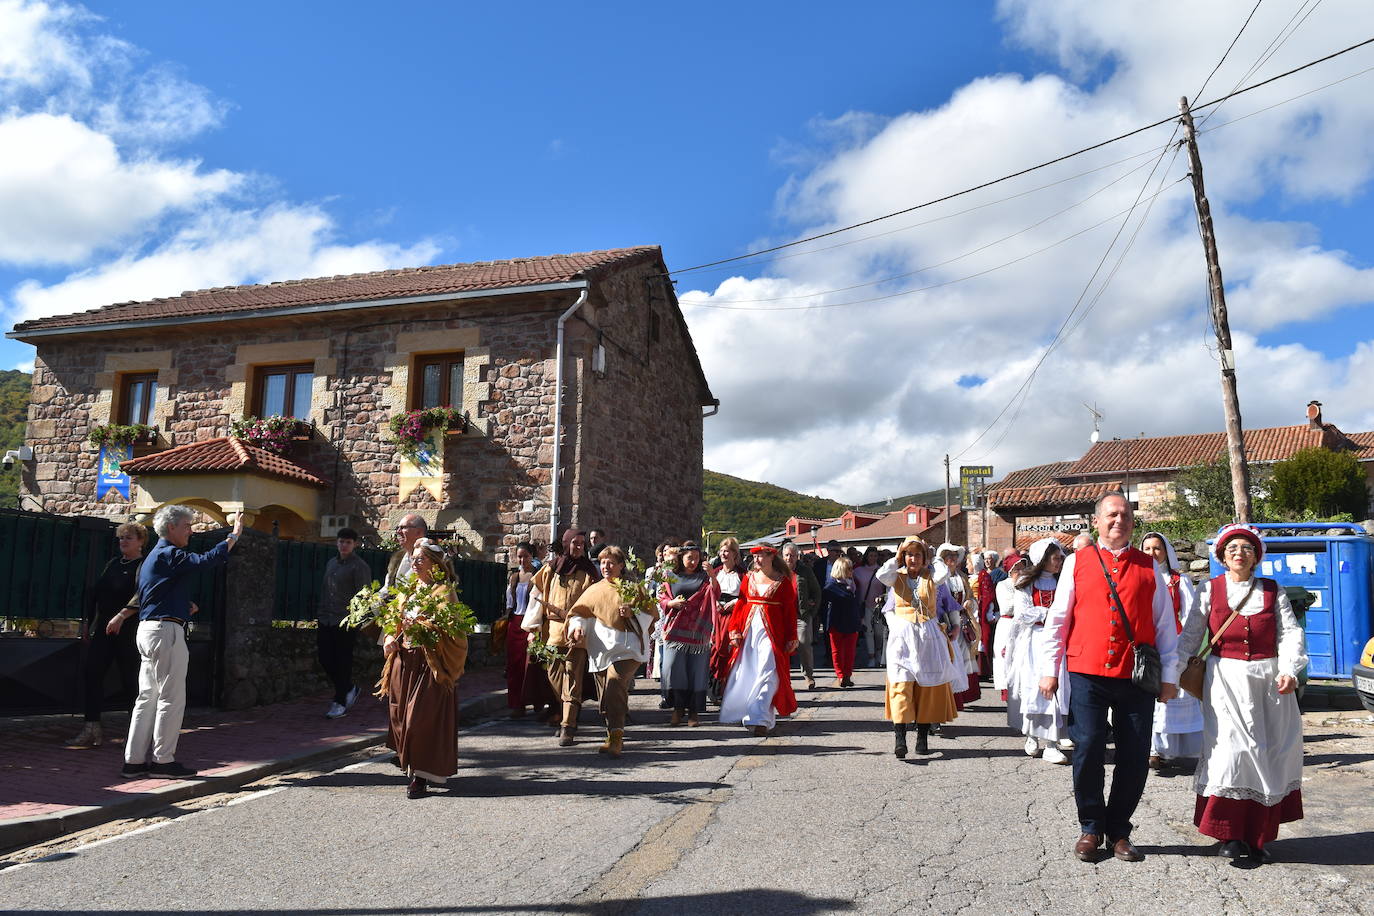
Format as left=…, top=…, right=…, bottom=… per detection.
left=231, top=416, right=312, bottom=454
left=88, top=423, right=158, bottom=449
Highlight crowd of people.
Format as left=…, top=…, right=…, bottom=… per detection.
left=69, top=496, right=1308, bottom=866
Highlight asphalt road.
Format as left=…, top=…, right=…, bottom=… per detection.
left=3, top=670, right=1371, bottom=915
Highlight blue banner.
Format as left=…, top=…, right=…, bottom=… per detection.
left=96, top=443, right=132, bottom=499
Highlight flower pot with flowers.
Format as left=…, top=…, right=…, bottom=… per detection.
left=388, top=407, right=469, bottom=463
left=230, top=416, right=312, bottom=454
left=88, top=423, right=158, bottom=449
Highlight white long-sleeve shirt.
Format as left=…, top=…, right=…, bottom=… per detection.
left=1179, top=576, right=1308, bottom=678
left=1040, top=546, right=1180, bottom=683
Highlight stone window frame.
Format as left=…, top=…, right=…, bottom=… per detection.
left=90, top=351, right=178, bottom=436
left=382, top=328, right=491, bottom=436
left=226, top=340, right=335, bottom=424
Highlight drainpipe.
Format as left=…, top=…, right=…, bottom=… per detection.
left=549, top=287, right=589, bottom=547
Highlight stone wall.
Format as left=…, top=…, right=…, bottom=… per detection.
left=19, top=252, right=712, bottom=564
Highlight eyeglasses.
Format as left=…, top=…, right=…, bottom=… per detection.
left=395, top=523, right=420, bottom=531
left=1223, top=543, right=1257, bottom=554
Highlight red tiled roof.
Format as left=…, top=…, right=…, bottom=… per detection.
left=989, top=480, right=1123, bottom=511
left=988, top=461, right=1073, bottom=492
left=1064, top=424, right=1374, bottom=476
left=121, top=437, right=329, bottom=488
left=794, top=505, right=963, bottom=546
left=12, top=246, right=660, bottom=334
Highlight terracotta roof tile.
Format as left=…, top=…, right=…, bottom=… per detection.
left=13, top=246, right=661, bottom=334
left=1063, top=424, right=1374, bottom=476
left=988, top=461, right=1073, bottom=492
left=121, top=437, right=329, bottom=488
left=989, top=480, right=1123, bottom=511
left=792, top=506, right=964, bottom=546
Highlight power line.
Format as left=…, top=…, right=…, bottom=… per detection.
left=1197, top=0, right=1324, bottom=129
left=1194, top=0, right=1267, bottom=104
left=683, top=177, right=1185, bottom=313
left=679, top=156, right=1159, bottom=305
left=1199, top=62, right=1373, bottom=133
left=668, top=34, right=1374, bottom=278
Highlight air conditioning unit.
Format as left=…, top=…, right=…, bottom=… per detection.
left=320, top=515, right=349, bottom=537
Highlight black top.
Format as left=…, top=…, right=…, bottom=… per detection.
left=823, top=579, right=864, bottom=634
left=669, top=569, right=710, bottom=601
left=89, top=556, right=143, bottom=629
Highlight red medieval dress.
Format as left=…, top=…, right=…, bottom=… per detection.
left=718, top=571, right=798, bottom=728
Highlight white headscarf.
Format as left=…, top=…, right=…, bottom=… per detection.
left=1140, top=531, right=1181, bottom=573
left=1027, top=537, right=1061, bottom=567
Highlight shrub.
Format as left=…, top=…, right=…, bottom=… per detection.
left=1270, top=447, right=1369, bottom=519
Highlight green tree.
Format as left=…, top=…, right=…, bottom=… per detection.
left=1155, top=456, right=1271, bottom=521
left=1269, top=447, right=1369, bottom=519
left=0, top=370, right=31, bottom=508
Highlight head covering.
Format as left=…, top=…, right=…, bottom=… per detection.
left=413, top=536, right=446, bottom=559
left=971, top=552, right=986, bottom=573
left=749, top=544, right=778, bottom=555
left=1000, top=551, right=1021, bottom=572
left=552, top=528, right=601, bottom=580
left=1027, top=537, right=1062, bottom=567
left=1139, top=531, right=1180, bottom=573
left=936, top=542, right=966, bottom=563
left=896, top=536, right=930, bottom=571
left=1214, top=523, right=1264, bottom=562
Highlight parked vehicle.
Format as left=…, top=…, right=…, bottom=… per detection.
left=1354, top=637, right=1374, bottom=713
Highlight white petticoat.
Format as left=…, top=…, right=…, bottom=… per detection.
left=720, top=611, right=779, bottom=729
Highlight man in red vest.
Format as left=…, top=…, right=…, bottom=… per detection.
left=1040, top=492, right=1179, bottom=863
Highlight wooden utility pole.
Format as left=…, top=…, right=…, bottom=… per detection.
left=943, top=454, right=951, bottom=543
left=1180, top=96, right=1252, bottom=522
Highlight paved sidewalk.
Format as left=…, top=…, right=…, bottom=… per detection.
left=0, top=665, right=508, bottom=852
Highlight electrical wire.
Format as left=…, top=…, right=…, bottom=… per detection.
left=682, top=177, right=1184, bottom=313
left=1199, top=62, right=1374, bottom=133
left=679, top=156, right=1159, bottom=305
left=668, top=34, right=1374, bottom=278
left=1194, top=0, right=1267, bottom=104
left=1197, top=0, right=1324, bottom=129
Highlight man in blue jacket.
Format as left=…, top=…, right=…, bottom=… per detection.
left=120, top=505, right=243, bottom=779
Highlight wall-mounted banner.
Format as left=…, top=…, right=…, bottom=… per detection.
left=96, top=444, right=133, bottom=499
left=398, top=428, right=444, bottom=501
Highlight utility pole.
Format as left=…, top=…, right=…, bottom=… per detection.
left=943, top=454, right=951, bottom=543
left=1180, top=96, right=1252, bottom=522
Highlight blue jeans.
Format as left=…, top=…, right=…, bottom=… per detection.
left=1068, top=672, right=1155, bottom=841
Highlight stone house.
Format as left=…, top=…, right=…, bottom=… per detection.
left=975, top=402, right=1374, bottom=553
left=8, top=246, right=717, bottom=558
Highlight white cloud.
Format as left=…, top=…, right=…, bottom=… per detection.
left=0, top=0, right=441, bottom=327
left=12, top=357, right=33, bottom=372
left=0, top=113, right=239, bottom=264
left=11, top=205, right=441, bottom=324
left=686, top=0, right=1374, bottom=504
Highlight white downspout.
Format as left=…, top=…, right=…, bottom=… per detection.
left=550, top=287, right=589, bottom=547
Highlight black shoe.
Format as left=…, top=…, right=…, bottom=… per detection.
left=894, top=724, right=908, bottom=759
left=148, top=761, right=197, bottom=779
left=915, top=725, right=930, bottom=755
left=120, top=762, right=150, bottom=779
left=406, top=777, right=428, bottom=799
left=1219, top=840, right=1250, bottom=859
left=1248, top=846, right=1273, bottom=865
left=658, top=699, right=671, bottom=710
left=930, top=724, right=942, bottom=736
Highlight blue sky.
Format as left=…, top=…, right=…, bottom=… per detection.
left=3, top=0, right=1373, bottom=501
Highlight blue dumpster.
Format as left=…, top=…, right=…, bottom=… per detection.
left=1208, top=523, right=1374, bottom=679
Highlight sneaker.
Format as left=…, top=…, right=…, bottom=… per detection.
left=1043, top=745, right=1070, bottom=765
left=148, top=761, right=197, bottom=779
left=344, top=685, right=361, bottom=709
left=120, top=762, right=150, bottom=779
left=1024, top=736, right=1042, bottom=757
left=1058, top=737, right=1075, bottom=751
left=325, top=702, right=347, bottom=719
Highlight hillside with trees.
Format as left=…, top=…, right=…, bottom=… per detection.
left=0, top=370, right=30, bottom=507
left=703, top=470, right=849, bottom=542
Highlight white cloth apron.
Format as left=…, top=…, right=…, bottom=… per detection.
left=1194, top=654, right=1304, bottom=805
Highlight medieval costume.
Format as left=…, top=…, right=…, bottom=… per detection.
left=878, top=540, right=961, bottom=756
left=1180, top=524, right=1306, bottom=863
left=991, top=555, right=1022, bottom=700
left=935, top=544, right=980, bottom=708
left=383, top=582, right=468, bottom=791
left=1142, top=532, right=1204, bottom=766
left=505, top=568, right=538, bottom=717
left=719, top=564, right=799, bottom=734
left=658, top=565, right=720, bottom=723
left=523, top=529, right=600, bottom=743
left=567, top=576, right=659, bottom=757
left=973, top=552, right=997, bottom=678
left=1006, top=538, right=1070, bottom=764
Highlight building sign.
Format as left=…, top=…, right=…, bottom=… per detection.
left=959, top=465, right=993, bottom=508
left=96, top=444, right=132, bottom=500
left=1015, top=520, right=1089, bottom=534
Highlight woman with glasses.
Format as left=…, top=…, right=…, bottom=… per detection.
left=72, top=523, right=148, bottom=747
left=1179, top=524, right=1307, bottom=866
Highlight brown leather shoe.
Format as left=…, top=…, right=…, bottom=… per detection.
left=1112, top=837, right=1144, bottom=862
left=1074, top=833, right=1103, bottom=862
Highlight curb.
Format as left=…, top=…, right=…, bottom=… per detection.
left=0, top=690, right=509, bottom=856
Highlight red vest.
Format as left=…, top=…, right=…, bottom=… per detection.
left=1166, top=573, right=1183, bottom=633
left=1066, top=546, right=1158, bottom=678
left=1031, top=587, right=1055, bottom=627
left=1208, top=575, right=1278, bottom=661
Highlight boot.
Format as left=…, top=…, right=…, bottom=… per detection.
left=71, top=722, right=103, bottom=747
left=598, top=729, right=624, bottom=757
left=558, top=726, right=576, bottom=747
left=894, top=723, right=908, bottom=759
left=915, top=724, right=930, bottom=755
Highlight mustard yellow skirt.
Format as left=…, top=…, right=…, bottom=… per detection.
left=884, top=679, right=958, bottom=725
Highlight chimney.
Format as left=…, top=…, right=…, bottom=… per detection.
left=1306, top=400, right=1323, bottom=430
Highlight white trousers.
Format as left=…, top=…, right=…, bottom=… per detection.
left=125, top=621, right=189, bottom=764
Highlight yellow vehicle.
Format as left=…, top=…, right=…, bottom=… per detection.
left=1355, top=637, right=1374, bottom=713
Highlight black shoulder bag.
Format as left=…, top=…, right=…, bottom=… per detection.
left=1089, top=547, right=1162, bottom=697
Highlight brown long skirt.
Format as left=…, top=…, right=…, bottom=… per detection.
left=388, top=646, right=457, bottom=782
